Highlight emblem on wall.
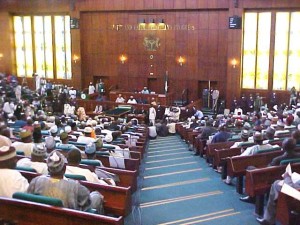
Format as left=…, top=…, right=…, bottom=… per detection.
left=143, top=36, right=160, bottom=51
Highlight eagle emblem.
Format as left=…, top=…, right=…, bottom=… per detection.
left=143, top=36, right=160, bottom=51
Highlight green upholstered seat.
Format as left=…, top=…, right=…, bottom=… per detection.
left=80, top=159, right=101, bottom=166
left=239, top=142, right=254, bottom=148
left=96, top=151, right=110, bottom=157
left=280, top=158, right=300, bottom=165
left=64, top=174, right=87, bottom=180
left=16, top=150, right=25, bottom=156
left=13, top=192, right=63, bottom=207
left=15, top=166, right=37, bottom=172
left=257, top=146, right=281, bottom=154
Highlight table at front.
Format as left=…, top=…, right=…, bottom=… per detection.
left=104, top=108, right=131, bottom=118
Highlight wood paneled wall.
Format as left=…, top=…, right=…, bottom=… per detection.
left=80, top=10, right=228, bottom=101
left=0, top=0, right=300, bottom=107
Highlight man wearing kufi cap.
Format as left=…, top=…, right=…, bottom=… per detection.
left=27, top=150, right=104, bottom=214
left=241, top=132, right=273, bottom=156
left=77, top=126, right=95, bottom=144
left=11, top=129, right=34, bottom=157
left=17, top=143, right=48, bottom=174
left=0, top=146, right=29, bottom=197
left=230, top=130, right=250, bottom=149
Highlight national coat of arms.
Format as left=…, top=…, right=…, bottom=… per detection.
left=143, top=36, right=160, bottom=51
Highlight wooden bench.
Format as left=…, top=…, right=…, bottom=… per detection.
left=19, top=171, right=132, bottom=217
left=206, top=141, right=235, bottom=167
left=96, top=155, right=139, bottom=172
left=276, top=191, right=300, bottom=225
left=0, top=197, right=124, bottom=225
left=227, top=150, right=283, bottom=194
left=80, top=164, right=138, bottom=193
left=245, top=163, right=300, bottom=216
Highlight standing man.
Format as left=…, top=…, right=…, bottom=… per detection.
left=97, top=79, right=105, bottom=95
left=212, top=88, right=219, bottom=112
left=290, top=86, right=297, bottom=107
left=15, top=84, right=22, bottom=101
left=33, top=73, right=40, bottom=93
left=149, top=103, right=156, bottom=125
left=88, top=82, right=95, bottom=95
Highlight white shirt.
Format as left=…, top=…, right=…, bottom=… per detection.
left=212, top=90, right=219, bottom=99
left=0, top=169, right=29, bottom=197
left=115, top=97, right=125, bottom=103
left=240, top=144, right=273, bottom=156
left=11, top=142, right=34, bottom=157
left=88, top=84, right=95, bottom=95
left=17, top=158, right=48, bottom=174
left=77, top=136, right=95, bottom=144
left=148, top=126, right=157, bottom=138
left=3, top=102, right=14, bottom=114
left=167, top=123, right=176, bottom=134
left=149, top=107, right=156, bottom=120
left=66, top=166, right=107, bottom=185
left=127, top=99, right=137, bottom=104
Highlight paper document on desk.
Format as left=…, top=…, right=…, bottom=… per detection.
left=291, top=172, right=300, bottom=184
left=281, top=183, right=300, bottom=201
left=282, top=163, right=292, bottom=178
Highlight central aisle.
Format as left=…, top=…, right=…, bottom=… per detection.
left=128, top=135, right=259, bottom=225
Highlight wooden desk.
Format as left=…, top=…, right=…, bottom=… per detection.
left=109, top=91, right=173, bottom=106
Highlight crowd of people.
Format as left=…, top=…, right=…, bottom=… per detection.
left=178, top=100, right=300, bottom=225
left=0, top=72, right=299, bottom=223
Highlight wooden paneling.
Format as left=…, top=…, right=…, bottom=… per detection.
left=1, top=0, right=300, bottom=107
left=80, top=10, right=229, bottom=102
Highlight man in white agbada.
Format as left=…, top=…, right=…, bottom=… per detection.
left=149, top=104, right=156, bottom=125
left=17, top=143, right=48, bottom=174
left=88, top=82, right=95, bottom=95
left=27, top=150, right=105, bottom=214
left=0, top=146, right=29, bottom=197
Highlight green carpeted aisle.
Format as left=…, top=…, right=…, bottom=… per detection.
left=126, top=135, right=260, bottom=225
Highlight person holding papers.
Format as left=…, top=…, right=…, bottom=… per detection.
left=256, top=164, right=300, bottom=225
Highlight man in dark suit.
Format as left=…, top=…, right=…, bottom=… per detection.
left=269, top=138, right=300, bottom=166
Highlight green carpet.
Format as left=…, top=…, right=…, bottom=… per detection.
left=125, top=135, right=260, bottom=225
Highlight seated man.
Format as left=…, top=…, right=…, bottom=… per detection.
left=269, top=138, right=300, bottom=166
left=148, top=122, right=157, bottom=139
left=77, top=127, right=95, bottom=144
left=66, top=149, right=111, bottom=185
left=17, top=143, right=48, bottom=174
left=141, top=86, right=150, bottom=94
left=127, top=96, right=137, bottom=104
left=211, top=124, right=231, bottom=144
left=0, top=146, right=29, bottom=197
left=115, top=94, right=125, bottom=103
left=256, top=170, right=300, bottom=225
left=56, top=132, right=81, bottom=152
left=230, top=129, right=250, bottom=149
left=241, top=132, right=273, bottom=156
left=11, top=130, right=34, bottom=157
left=27, top=150, right=105, bottom=214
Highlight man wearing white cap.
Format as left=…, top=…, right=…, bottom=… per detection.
left=0, top=146, right=29, bottom=197
left=27, top=150, right=104, bottom=214
left=17, top=143, right=48, bottom=174
left=77, top=127, right=95, bottom=144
